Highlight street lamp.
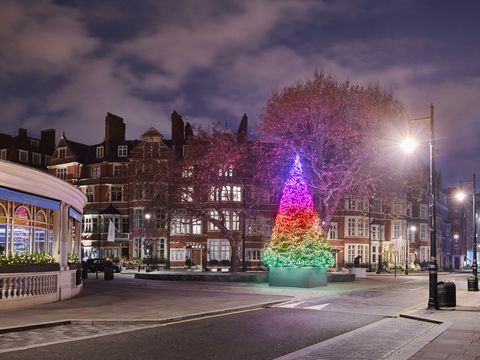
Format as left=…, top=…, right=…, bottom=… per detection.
left=400, top=104, right=438, bottom=309
left=455, top=175, right=478, bottom=291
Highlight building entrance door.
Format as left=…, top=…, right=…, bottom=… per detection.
left=192, top=249, right=202, bottom=267
left=454, top=257, right=460, bottom=270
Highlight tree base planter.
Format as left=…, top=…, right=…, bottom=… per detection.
left=269, top=267, right=327, bottom=288
left=349, top=268, right=366, bottom=278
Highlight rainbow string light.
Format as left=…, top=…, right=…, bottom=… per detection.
left=263, top=155, right=334, bottom=268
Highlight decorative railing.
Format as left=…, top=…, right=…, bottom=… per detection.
left=0, top=272, right=58, bottom=301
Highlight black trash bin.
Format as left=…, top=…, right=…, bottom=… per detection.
left=104, top=263, right=114, bottom=281
left=76, top=269, right=82, bottom=285
left=467, top=276, right=478, bottom=291
left=437, top=281, right=456, bottom=307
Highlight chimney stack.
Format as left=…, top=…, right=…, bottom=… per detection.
left=171, top=110, right=185, bottom=158
left=104, top=113, right=126, bottom=157
left=40, top=129, right=56, bottom=155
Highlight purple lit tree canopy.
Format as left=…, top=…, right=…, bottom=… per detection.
left=259, top=72, right=405, bottom=231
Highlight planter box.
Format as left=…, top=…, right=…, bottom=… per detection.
left=269, top=267, right=327, bottom=288
left=349, top=268, right=367, bottom=278
left=0, top=264, right=60, bottom=273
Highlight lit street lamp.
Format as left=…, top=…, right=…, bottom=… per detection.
left=400, top=104, right=438, bottom=309
left=455, top=174, right=478, bottom=291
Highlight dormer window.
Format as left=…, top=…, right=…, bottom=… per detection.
left=58, top=147, right=66, bottom=159
left=96, top=146, right=104, bottom=158
left=118, top=145, right=128, bottom=157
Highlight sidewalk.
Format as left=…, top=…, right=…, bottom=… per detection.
left=405, top=284, right=480, bottom=360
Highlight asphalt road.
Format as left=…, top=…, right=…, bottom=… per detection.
left=0, top=274, right=465, bottom=360
left=0, top=308, right=382, bottom=360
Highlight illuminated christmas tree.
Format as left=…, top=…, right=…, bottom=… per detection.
left=263, top=155, right=334, bottom=268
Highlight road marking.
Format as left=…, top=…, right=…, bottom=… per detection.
left=304, top=303, right=330, bottom=311
left=277, top=301, right=304, bottom=308
left=408, top=287, right=423, bottom=291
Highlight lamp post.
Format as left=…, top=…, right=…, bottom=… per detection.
left=455, top=174, right=478, bottom=291
left=400, top=104, right=438, bottom=309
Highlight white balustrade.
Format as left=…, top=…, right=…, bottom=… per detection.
left=0, top=272, right=58, bottom=302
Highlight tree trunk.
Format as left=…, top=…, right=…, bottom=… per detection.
left=230, top=240, right=240, bottom=273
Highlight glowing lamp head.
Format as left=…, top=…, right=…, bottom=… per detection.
left=455, top=191, right=467, bottom=201
left=409, top=225, right=417, bottom=232
left=144, top=213, right=151, bottom=220
left=400, top=137, right=418, bottom=154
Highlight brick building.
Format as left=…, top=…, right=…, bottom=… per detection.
left=0, top=127, right=55, bottom=169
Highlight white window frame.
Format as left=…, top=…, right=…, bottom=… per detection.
left=96, top=146, right=104, bottom=158
left=420, top=223, right=428, bottom=241
left=345, top=217, right=369, bottom=237
left=91, top=166, right=101, bottom=178
left=170, top=248, right=186, bottom=262
left=118, top=145, right=128, bottom=157
left=133, top=208, right=143, bottom=230
left=327, top=222, right=338, bottom=240
left=111, top=186, right=123, bottom=202
left=56, top=167, right=67, bottom=180
left=0, top=149, right=7, bottom=160
left=32, top=152, right=41, bottom=165
left=18, top=149, right=28, bottom=163
left=247, top=249, right=262, bottom=261
left=419, top=205, right=428, bottom=219
left=85, top=187, right=94, bottom=202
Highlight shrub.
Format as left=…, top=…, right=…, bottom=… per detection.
left=0, top=252, right=58, bottom=266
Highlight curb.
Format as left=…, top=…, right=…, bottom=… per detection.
left=0, top=299, right=287, bottom=334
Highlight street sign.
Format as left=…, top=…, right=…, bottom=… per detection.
left=393, top=250, right=399, bottom=258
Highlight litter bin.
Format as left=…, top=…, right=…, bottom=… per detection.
left=467, top=276, right=479, bottom=291
left=437, top=281, right=456, bottom=307
left=104, top=263, right=114, bottom=281
left=76, top=269, right=82, bottom=285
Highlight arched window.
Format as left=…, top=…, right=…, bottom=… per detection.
left=0, top=203, right=6, bottom=254
left=13, top=206, right=30, bottom=254
left=34, top=210, right=47, bottom=254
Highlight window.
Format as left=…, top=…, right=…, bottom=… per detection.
left=30, top=139, right=39, bottom=149
left=18, top=150, right=28, bottom=163
left=85, top=187, right=94, bottom=202
left=122, top=218, right=129, bottom=234
left=372, top=201, right=383, bottom=213
left=419, top=205, right=428, bottom=219
left=346, top=217, right=369, bottom=237
left=209, top=240, right=219, bottom=261
left=111, top=186, right=123, bottom=202
left=346, top=244, right=368, bottom=263
left=263, top=218, right=273, bottom=237
left=58, top=147, right=66, bottom=159
left=83, top=217, right=92, bottom=232
left=133, top=209, right=143, bottom=230
left=170, top=216, right=202, bottom=235
left=56, top=167, right=67, bottom=180
left=192, top=218, right=202, bottom=234
left=170, top=248, right=186, bottom=261
left=371, top=225, right=384, bottom=241
left=118, top=145, right=128, bottom=157
left=328, top=222, right=338, bottom=240
left=232, top=186, right=242, bottom=202
left=247, top=249, right=262, bottom=261
left=0, top=149, right=7, bottom=160
left=346, top=196, right=356, bottom=210
left=181, top=187, right=193, bottom=202
left=218, top=164, right=233, bottom=177
left=419, top=246, right=429, bottom=262
left=393, top=220, right=402, bottom=239
left=208, top=210, right=219, bottom=231
left=220, top=240, right=230, bottom=260
left=420, top=223, right=428, bottom=241
left=32, top=153, right=41, bottom=165
left=44, top=155, right=50, bottom=166
left=96, top=146, right=104, bottom=158
left=247, top=218, right=262, bottom=234
left=113, top=165, right=124, bottom=177
left=182, top=166, right=193, bottom=178
left=155, top=209, right=166, bottom=230
left=91, top=166, right=101, bottom=178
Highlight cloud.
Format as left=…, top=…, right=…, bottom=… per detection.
left=0, top=0, right=98, bottom=76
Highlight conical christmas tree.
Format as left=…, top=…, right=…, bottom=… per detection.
left=263, top=155, right=334, bottom=268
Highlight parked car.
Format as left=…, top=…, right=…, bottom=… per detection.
left=83, top=259, right=123, bottom=273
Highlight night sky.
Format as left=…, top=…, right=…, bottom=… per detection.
left=1, top=0, right=479, bottom=186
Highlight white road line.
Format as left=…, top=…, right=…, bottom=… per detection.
left=409, top=287, right=423, bottom=291
left=304, top=303, right=330, bottom=311
left=278, top=302, right=304, bottom=308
